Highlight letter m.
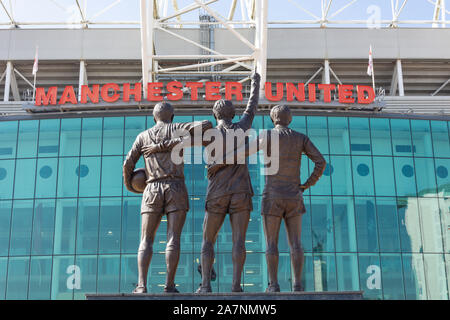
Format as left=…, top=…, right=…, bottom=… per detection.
left=35, top=87, right=58, bottom=106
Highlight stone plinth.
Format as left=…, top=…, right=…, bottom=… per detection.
left=86, top=291, right=363, bottom=300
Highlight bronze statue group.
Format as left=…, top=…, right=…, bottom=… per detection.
left=123, top=72, right=326, bottom=294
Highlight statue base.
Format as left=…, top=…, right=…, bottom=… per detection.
left=86, top=291, right=363, bottom=300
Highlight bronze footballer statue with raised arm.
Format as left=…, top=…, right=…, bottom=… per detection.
left=208, top=105, right=326, bottom=292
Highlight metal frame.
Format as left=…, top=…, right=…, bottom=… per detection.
left=0, top=0, right=448, bottom=28
left=139, top=0, right=267, bottom=98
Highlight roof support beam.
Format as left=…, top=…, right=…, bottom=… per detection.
left=10, top=65, right=20, bottom=101
left=140, top=0, right=154, bottom=99
left=431, top=78, right=450, bottom=96
left=3, top=61, right=20, bottom=102
left=255, top=0, right=268, bottom=95
left=390, top=62, right=398, bottom=96
left=78, top=60, right=88, bottom=102
left=396, top=59, right=405, bottom=96
left=0, top=0, right=15, bottom=27
left=3, top=61, right=12, bottom=101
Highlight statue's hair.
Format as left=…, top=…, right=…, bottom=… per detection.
left=213, top=99, right=235, bottom=121
left=153, top=101, right=174, bottom=122
left=270, top=105, right=292, bottom=126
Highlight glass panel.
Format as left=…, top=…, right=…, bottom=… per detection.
left=394, top=157, right=417, bottom=197
left=330, top=155, right=353, bottom=195
left=302, top=196, right=312, bottom=252
left=423, top=254, right=448, bottom=300
left=446, top=254, right=450, bottom=298
left=0, top=160, right=15, bottom=200
left=415, top=158, right=437, bottom=197
left=291, top=115, right=306, bottom=133
left=0, top=257, right=6, bottom=300
left=13, top=158, right=36, bottom=199
left=17, top=120, right=38, bottom=158
left=0, top=121, right=17, bottom=159
left=81, top=118, right=102, bottom=156
left=53, top=199, right=77, bottom=255
left=147, top=253, right=167, bottom=293
left=335, top=253, right=359, bottom=291
left=74, top=255, right=98, bottom=299
left=59, top=118, right=81, bottom=157
left=306, top=116, right=329, bottom=155
left=242, top=253, right=264, bottom=293
left=438, top=198, right=450, bottom=253
left=102, top=117, right=124, bottom=156
left=300, top=154, right=310, bottom=196
left=370, top=118, right=392, bottom=156
left=31, top=199, right=56, bottom=255
left=354, top=197, right=378, bottom=253
left=376, top=198, right=401, bottom=252
left=328, top=117, right=350, bottom=155
left=380, top=254, right=405, bottom=300
left=311, top=196, right=334, bottom=253
left=309, top=155, right=331, bottom=196
left=430, top=121, right=450, bottom=158
left=391, top=119, right=413, bottom=157
left=192, top=164, right=206, bottom=196
left=57, top=157, right=79, bottom=198
left=9, top=200, right=33, bottom=256
left=397, top=197, right=422, bottom=253
left=358, top=254, right=382, bottom=300
left=97, top=255, right=120, bottom=294
left=193, top=196, right=205, bottom=252
left=402, top=253, right=427, bottom=300
left=76, top=198, right=100, bottom=255
left=28, top=256, right=52, bottom=300
left=99, top=198, right=122, bottom=254
left=124, top=116, right=147, bottom=156
left=120, top=254, right=138, bottom=293
left=171, top=253, right=192, bottom=293
left=0, top=201, right=11, bottom=256
left=351, top=156, right=374, bottom=196
left=38, top=119, right=60, bottom=157
left=35, top=157, right=58, bottom=198
left=246, top=197, right=263, bottom=253
left=121, top=197, right=141, bottom=254
left=51, top=255, right=75, bottom=300
left=101, top=156, right=123, bottom=197
left=435, top=158, right=449, bottom=197
left=349, top=117, right=371, bottom=156
left=418, top=198, right=443, bottom=253
left=372, top=157, right=396, bottom=196
left=6, top=257, right=30, bottom=300
left=333, top=197, right=357, bottom=252
left=78, top=157, right=101, bottom=197
left=312, top=253, right=337, bottom=292
left=302, top=253, right=314, bottom=291
left=411, top=120, right=433, bottom=157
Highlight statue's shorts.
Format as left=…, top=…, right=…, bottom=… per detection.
left=141, top=180, right=189, bottom=215
left=261, top=198, right=305, bottom=219
left=205, top=193, right=253, bottom=215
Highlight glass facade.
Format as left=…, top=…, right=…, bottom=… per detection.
left=0, top=114, right=449, bottom=300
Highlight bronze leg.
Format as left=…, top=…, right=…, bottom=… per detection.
left=262, top=214, right=282, bottom=288
left=284, top=215, right=304, bottom=290
left=229, top=210, right=251, bottom=292
left=137, top=213, right=163, bottom=290
left=165, top=210, right=187, bottom=290
left=200, top=211, right=226, bottom=290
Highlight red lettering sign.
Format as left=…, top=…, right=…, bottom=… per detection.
left=34, top=81, right=376, bottom=107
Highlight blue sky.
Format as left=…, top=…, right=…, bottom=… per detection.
left=0, top=0, right=444, bottom=28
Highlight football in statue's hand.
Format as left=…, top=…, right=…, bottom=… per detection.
left=131, top=168, right=147, bottom=194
